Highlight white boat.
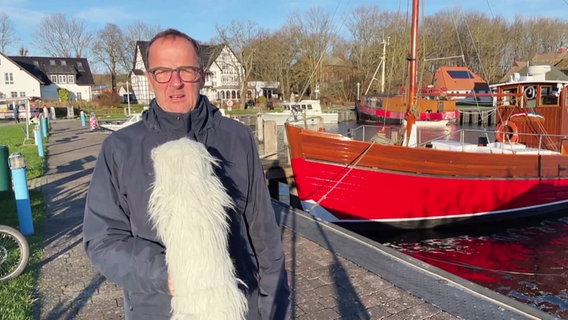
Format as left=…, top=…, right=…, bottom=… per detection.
left=258, top=99, right=338, bottom=125
left=99, top=113, right=142, bottom=131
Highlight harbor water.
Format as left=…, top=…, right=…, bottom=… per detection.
left=289, top=120, right=568, bottom=319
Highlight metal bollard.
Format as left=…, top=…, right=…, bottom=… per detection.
left=8, top=153, right=34, bottom=235
left=80, top=110, right=86, bottom=126
left=34, top=125, right=44, bottom=157
left=41, top=115, right=48, bottom=137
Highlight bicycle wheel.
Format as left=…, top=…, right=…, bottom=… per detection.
left=0, top=225, right=30, bottom=281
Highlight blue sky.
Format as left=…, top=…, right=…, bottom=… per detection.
left=1, top=0, right=567, bottom=56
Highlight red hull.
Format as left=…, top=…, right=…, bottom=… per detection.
left=291, top=158, right=568, bottom=226
left=357, top=105, right=459, bottom=123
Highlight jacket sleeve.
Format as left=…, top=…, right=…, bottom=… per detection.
left=244, top=133, right=291, bottom=319
left=82, top=138, right=169, bottom=294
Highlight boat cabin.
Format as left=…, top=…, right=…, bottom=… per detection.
left=491, top=65, right=568, bottom=151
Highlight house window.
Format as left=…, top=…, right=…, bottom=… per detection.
left=51, top=75, right=57, bottom=83
left=49, top=60, right=55, bottom=66
left=68, top=75, right=75, bottom=83
left=61, top=60, right=67, bottom=66
left=77, top=62, right=84, bottom=71
left=19, top=92, right=25, bottom=97
left=4, top=73, right=14, bottom=84
left=11, top=92, right=17, bottom=98
left=59, top=75, right=66, bottom=84
left=77, top=92, right=82, bottom=101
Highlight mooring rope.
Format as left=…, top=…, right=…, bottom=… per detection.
left=313, top=140, right=377, bottom=207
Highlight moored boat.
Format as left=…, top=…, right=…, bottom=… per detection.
left=356, top=93, right=459, bottom=125
left=258, top=99, right=338, bottom=125
left=99, top=113, right=142, bottom=131
left=284, top=0, right=568, bottom=229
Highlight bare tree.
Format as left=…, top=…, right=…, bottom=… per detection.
left=0, top=13, right=18, bottom=53
left=249, top=29, right=297, bottom=101
left=34, top=13, right=92, bottom=57
left=285, top=7, right=339, bottom=100
left=347, top=6, right=397, bottom=96
left=122, top=21, right=162, bottom=72
left=91, top=23, right=128, bottom=92
left=215, top=20, right=267, bottom=109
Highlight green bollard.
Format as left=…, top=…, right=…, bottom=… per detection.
left=0, top=145, right=11, bottom=200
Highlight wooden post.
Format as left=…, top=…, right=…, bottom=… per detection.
left=256, top=115, right=264, bottom=143
left=263, top=120, right=278, bottom=161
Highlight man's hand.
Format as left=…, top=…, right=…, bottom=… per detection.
left=168, top=274, right=175, bottom=296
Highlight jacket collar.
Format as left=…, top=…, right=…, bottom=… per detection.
left=144, top=95, right=220, bottom=142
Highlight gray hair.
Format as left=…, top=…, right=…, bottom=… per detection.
left=146, top=28, right=203, bottom=69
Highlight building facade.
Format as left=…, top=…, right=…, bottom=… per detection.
left=0, top=53, right=94, bottom=102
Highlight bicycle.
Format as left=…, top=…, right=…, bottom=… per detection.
left=0, top=225, right=30, bottom=281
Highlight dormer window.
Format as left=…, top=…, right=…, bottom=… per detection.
left=49, top=60, right=56, bottom=66
left=61, top=60, right=67, bottom=66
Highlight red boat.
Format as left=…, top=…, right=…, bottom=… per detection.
left=356, top=93, right=459, bottom=124
left=284, top=0, right=568, bottom=229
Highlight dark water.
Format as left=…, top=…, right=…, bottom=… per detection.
left=325, top=121, right=568, bottom=319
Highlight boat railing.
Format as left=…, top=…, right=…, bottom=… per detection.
left=347, top=125, right=568, bottom=154
left=288, top=115, right=325, bottom=129
left=347, top=125, right=377, bottom=141
left=423, top=128, right=568, bottom=154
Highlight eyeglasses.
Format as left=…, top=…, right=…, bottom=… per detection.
left=147, top=66, right=202, bottom=83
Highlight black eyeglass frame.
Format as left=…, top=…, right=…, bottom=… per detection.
left=147, top=66, right=203, bottom=83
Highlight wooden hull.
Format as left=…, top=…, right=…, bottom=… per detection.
left=285, top=124, right=568, bottom=229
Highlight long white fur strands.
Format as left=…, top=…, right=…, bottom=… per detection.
left=148, top=138, right=247, bottom=320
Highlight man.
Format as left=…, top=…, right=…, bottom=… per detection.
left=83, top=29, right=290, bottom=319
left=13, top=106, right=19, bottom=123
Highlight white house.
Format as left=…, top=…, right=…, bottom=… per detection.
left=129, top=41, right=245, bottom=106
left=0, top=53, right=94, bottom=102
left=0, top=52, right=41, bottom=101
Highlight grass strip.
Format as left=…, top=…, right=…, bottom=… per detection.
left=0, top=122, right=47, bottom=320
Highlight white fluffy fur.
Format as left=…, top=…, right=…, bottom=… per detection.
left=148, top=138, right=247, bottom=320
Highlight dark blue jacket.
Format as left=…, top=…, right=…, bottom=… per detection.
left=83, top=96, right=290, bottom=319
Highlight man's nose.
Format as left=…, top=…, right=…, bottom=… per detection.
left=169, top=70, right=183, bottom=87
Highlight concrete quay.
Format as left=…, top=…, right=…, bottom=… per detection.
left=31, top=119, right=556, bottom=319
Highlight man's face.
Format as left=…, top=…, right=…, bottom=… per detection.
left=146, top=36, right=202, bottom=113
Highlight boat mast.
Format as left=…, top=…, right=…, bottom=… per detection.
left=404, top=0, right=420, bottom=145
left=364, top=36, right=389, bottom=95
left=380, top=36, right=388, bottom=93
left=408, top=0, right=419, bottom=109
